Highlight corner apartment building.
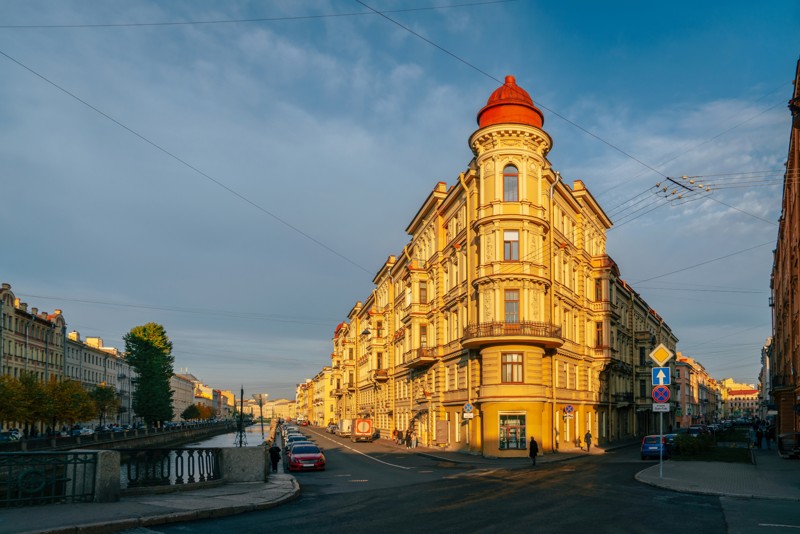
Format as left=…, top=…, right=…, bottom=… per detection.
left=770, top=56, right=800, bottom=435
left=323, top=76, right=679, bottom=457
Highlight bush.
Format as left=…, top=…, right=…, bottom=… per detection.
left=674, top=433, right=714, bottom=455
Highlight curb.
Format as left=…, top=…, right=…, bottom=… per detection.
left=633, top=468, right=800, bottom=502
left=18, top=478, right=302, bottom=534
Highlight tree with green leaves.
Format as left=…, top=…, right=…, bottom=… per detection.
left=124, top=322, right=175, bottom=427
left=89, top=384, right=120, bottom=426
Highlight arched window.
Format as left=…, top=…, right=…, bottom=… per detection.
left=503, top=165, right=519, bottom=201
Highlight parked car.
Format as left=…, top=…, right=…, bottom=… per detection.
left=0, top=431, right=20, bottom=442
left=284, top=440, right=314, bottom=453
left=641, top=435, right=669, bottom=460
left=283, top=444, right=326, bottom=471
left=688, top=425, right=708, bottom=437
left=326, top=424, right=339, bottom=434
left=285, top=434, right=309, bottom=447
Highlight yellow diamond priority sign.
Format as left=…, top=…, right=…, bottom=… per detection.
left=649, top=344, right=674, bottom=367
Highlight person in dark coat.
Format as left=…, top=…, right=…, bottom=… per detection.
left=268, top=444, right=282, bottom=473
left=529, top=436, right=539, bottom=466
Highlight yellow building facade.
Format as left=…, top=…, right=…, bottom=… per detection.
left=325, top=76, right=678, bottom=457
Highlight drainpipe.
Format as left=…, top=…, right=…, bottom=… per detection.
left=0, top=297, right=4, bottom=375
left=459, top=172, right=473, bottom=448
left=549, top=171, right=562, bottom=452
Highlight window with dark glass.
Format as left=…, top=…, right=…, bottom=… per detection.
left=503, top=165, right=519, bottom=202
left=639, top=346, right=646, bottom=365
left=595, top=321, right=603, bottom=348
left=501, top=353, right=523, bottom=383
left=419, top=281, right=427, bottom=304
left=504, top=290, right=520, bottom=323
left=420, top=325, right=428, bottom=348
left=504, top=230, right=519, bottom=261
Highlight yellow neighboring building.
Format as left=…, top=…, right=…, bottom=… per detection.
left=1, top=283, right=66, bottom=383
left=325, top=76, right=679, bottom=457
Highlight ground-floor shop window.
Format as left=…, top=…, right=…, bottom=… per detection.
left=499, top=413, right=526, bottom=450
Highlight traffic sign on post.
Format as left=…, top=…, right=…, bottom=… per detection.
left=649, top=344, right=674, bottom=366
left=652, top=367, right=671, bottom=386
left=463, top=403, right=473, bottom=413
left=652, top=385, right=670, bottom=403
left=652, top=403, right=670, bottom=413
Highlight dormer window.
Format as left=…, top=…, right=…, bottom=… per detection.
left=503, top=165, right=519, bottom=201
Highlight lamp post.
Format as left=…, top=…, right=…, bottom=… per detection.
left=252, top=393, right=269, bottom=440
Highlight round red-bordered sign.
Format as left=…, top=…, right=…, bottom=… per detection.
left=652, top=385, right=670, bottom=403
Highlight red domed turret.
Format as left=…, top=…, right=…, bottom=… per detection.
left=477, top=75, right=544, bottom=129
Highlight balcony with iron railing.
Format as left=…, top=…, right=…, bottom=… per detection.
left=401, top=347, right=437, bottom=369
left=462, top=321, right=562, bottom=349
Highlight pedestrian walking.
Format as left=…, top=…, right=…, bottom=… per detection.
left=529, top=436, right=539, bottom=466
left=584, top=430, right=592, bottom=452
left=268, top=444, right=281, bottom=473
left=411, top=430, right=418, bottom=448
left=766, top=424, right=775, bottom=450
left=405, top=429, right=412, bottom=449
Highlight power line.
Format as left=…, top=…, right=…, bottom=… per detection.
left=17, top=292, right=337, bottom=326
left=630, top=241, right=774, bottom=285
left=0, top=1, right=520, bottom=29
left=0, top=48, right=374, bottom=275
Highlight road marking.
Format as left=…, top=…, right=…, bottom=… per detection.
left=306, top=428, right=413, bottom=470
left=349, top=479, right=369, bottom=483
left=758, top=524, right=800, bottom=529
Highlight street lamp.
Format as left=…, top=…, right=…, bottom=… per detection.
left=252, top=393, right=269, bottom=440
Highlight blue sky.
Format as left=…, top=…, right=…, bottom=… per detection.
left=1, top=1, right=797, bottom=400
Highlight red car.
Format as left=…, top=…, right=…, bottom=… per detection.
left=284, top=444, right=326, bottom=471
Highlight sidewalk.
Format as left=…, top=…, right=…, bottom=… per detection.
left=636, top=446, right=800, bottom=501
left=1, top=474, right=300, bottom=534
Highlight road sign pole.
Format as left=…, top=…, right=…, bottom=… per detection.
left=659, top=411, right=663, bottom=479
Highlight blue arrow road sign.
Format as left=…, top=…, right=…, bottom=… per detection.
left=652, top=367, right=671, bottom=386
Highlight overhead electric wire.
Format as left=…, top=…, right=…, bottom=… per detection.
left=630, top=241, right=773, bottom=285
left=17, top=292, right=338, bottom=326
left=596, top=84, right=789, bottom=199
left=0, top=48, right=374, bottom=275
left=0, top=0, right=520, bottom=28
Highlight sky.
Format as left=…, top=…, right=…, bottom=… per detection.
left=1, top=1, right=797, bottom=400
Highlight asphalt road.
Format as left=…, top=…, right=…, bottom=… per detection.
left=126, top=428, right=799, bottom=534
